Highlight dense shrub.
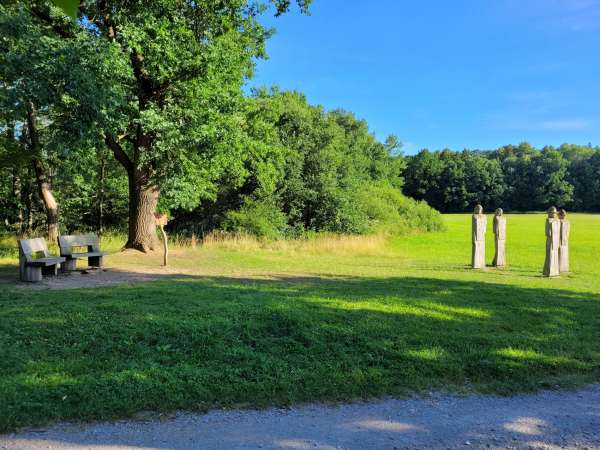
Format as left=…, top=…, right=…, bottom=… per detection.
left=169, top=90, right=441, bottom=239
left=224, top=199, right=289, bottom=239
left=357, top=182, right=445, bottom=235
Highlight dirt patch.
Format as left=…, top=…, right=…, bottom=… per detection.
left=12, top=267, right=182, bottom=290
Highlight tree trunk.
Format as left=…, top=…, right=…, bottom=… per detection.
left=22, top=175, right=34, bottom=236
left=12, top=171, right=24, bottom=235
left=126, top=169, right=159, bottom=252
left=32, top=158, right=59, bottom=243
left=6, top=127, right=24, bottom=233
left=106, top=135, right=159, bottom=252
left=98, top=154, right=106, bottom=235
left=26, top=100, right=59, bottom=243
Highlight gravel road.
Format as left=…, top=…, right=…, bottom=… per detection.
left=1, top=386, right=599, bottom=450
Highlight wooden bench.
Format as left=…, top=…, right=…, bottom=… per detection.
left=58, top=234, right=108, bottom=271
left=18, top=238, right=66, bottom=282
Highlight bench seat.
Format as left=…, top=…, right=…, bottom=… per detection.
left=58, top=234, right=107, bottom=271
left=27, top=256, right=67, bottom=267
left=18, top=238, right=64, bottom=282
left=70, top=251, right=107, bottom=258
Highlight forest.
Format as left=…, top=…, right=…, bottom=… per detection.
left=403, top=143, right=600, bottom=213
left=0, top=0, right=443, bottom=246
left=0, top=1, right=596, bottom=248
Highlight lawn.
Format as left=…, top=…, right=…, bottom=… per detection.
left=0, top=214, right=599, bottom=432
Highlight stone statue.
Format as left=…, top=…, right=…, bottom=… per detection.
left=559, top=209, right=570, bottom=273
left=492, top=208, right=506, bottom=267
left=471, top=204, right=487, bottom=269
left=543, top=206, right=560, bottom=277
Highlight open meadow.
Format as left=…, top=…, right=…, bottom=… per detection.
left=0, top=213, right=599, bottom=432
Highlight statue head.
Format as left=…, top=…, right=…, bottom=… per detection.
left=474, top=204, right=483, bottom=215
left=559, top=208, right=567, bottom=219
left=547, top=206, right=558, bottom=219
left=495, top=208, right=503, bottom=216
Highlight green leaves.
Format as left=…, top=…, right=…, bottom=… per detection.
left=52, top=0, right=79, bottom=19
left=181, top=89, right=432, bottom=238
left=402, top=143, right=593, bottom=213
left=0, top=0, right=440, bottom=239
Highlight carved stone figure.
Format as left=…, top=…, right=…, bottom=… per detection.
left=559, top=209, right=570, bottom=273
left=543, top=207, right=560, bottom=277
left=492, top=208, right=506, bottom=267
left=472, top=205, right=487, bottom=269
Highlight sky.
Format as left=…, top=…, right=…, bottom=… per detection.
left=249, top=0, right=600, bottom=154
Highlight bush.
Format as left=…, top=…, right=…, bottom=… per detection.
left=357, top=182, right=446, bottom=235
left=223, top=199, right=289, bottom=239
left=221, top=183, right=444, bottom=240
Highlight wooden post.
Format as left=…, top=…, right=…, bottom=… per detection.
left=154, top=213, right=169, bottom=267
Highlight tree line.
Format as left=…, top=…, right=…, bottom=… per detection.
left=403, top=143, right=600, bottom=213
left=0, top=1, right=443, bottom=245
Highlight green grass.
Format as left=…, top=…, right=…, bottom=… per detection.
left=1, top=213, right=599, bottom=432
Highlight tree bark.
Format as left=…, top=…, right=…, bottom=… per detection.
left=32, top=158, right=59, bottom=243
left=105, top=135, right=159, bottom=252
left=22, top=173, right=34, bottom=236
left=127, top=169, right=159, bottom=252
left=26, top=100, right=59, bottom=243
left=12, top=171, right=24, bottom=235
left=158, top=224, right=168, bottom=266
left=98, top=154, right=106, bottom=234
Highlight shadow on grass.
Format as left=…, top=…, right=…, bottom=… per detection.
left=0, top=263, right=16, bottom=283
left=0, top=272, right=599, bottom=433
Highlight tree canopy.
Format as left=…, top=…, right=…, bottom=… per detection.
left=1, top=0, right=314, bottom=249
left=403, top=143, right=592, bottom=213
left=0, top=0, right=444, bottom=242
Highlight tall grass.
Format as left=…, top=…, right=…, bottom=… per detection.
left=0, top=235, right=18, bottom=258
left=0, top=230, right=390, bottom=260
left=202, top=231, right=388, bottom=256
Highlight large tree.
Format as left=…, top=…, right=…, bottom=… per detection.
left=23, top=0, right=310, bottom=251
left=0, top=4, right=96, bottom=241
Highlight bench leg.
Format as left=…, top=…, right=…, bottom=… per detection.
left=19, top=257, right=27, bottom=281
left=62, top=259, right=77, bottom=272
left=88, top=256, right=103, bottom=268
left=42, top=265, right=58, bottom=277
left=23, top=266, right=42, bottom=282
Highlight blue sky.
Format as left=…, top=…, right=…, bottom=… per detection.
left=249, top=0, right=600, bottom=154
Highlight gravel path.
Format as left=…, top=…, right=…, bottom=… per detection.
left=1, top=386, right=599, bottom=450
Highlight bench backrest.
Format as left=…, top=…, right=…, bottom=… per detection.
left=18, top=238, right=50, bottom=261
left=58, top=234, right=101, bottom=255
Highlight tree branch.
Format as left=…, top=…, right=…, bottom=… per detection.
left=25, top=101, right=40, bottom=154
left=29, top=4, right=77, bottom=39
left=105, top=135, right=133, bottom=173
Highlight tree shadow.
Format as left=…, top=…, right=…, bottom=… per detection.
left=0, top=264, right=14, bottom=278
left=0, top=273, right=599, bottom=433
